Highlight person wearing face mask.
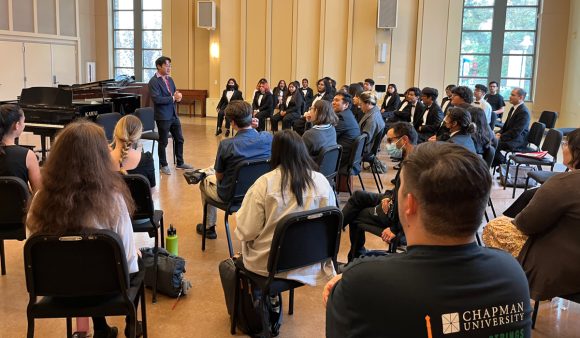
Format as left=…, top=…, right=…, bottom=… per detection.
left=340, top=122, right=417, bottom=261
left=270, top=81, right=304, bottom=131
left=215, top=78, right=244, bottom=137
left=429, top=107, right=477, bottom=154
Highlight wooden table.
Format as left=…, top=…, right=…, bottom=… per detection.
left=176, top=89, right=208, bottom=117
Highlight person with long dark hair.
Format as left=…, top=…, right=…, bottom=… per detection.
left=467, top=106, right=495, bottom=155
left=348, top=83, right=364, bottom=122
left=302, top=100, right=338, bottom=156
left=270, top=80, right=304, bottom=131
left=272, top=80, right=288, bottom=110
left=432, top=107, right=477, bottom=153
left=252, top=79, right=274, bottom=131
left=215, top=78, right=243, bottom=137
left=235, top=129, right=336, bottom=286
left=27, top=120, right=142, bottom=338
left=380, top=83, right=401, bottom=114
left=0, top=104, right=41, bottom=193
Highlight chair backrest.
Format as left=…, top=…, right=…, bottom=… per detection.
left=133, top=107, right=156, bottom=132
left=267, top=206, right=342, bottom=277
left=316, top=144, right=342, bottom=181
left=527, top=122, right=546, bottom=148
left=541, top=128, right=563, bottom=159
left=96, top=112, right=123, bottom=142
left=24, top=230, right=129, bottom=298
left=346, top=133, right=368, bottom=174
left=0, top=176, right=29, bottom=240
left=122, top=174, right=154, bottom=220
left=367, top=127, right=387, bottom=159
left=230, top=159, right=271, bottom=204
left=482, top=145, right=497, bottom=170
left=538, top=111, right=558, bottom=129
left=489, top=111, right=498, bottom=131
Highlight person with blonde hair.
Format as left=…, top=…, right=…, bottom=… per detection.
left=27, top=120, right=143, bottom=338
left=110, top=115, right=156, bottom=187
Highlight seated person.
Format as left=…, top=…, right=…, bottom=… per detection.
left=348, top=83, right=364, bottom=122
left=473, top=84, right=493, bottom=124
left=414, top=87, right=443, bottom=142
left=385, top=87, right=424, bottom=124
left=430, top=107, right=477, bottom=154
left=485, top=81, right=506, bottom=119
left=197, top=101, right=272, bottom=239
left=27, top=120, right=143, bottom=338
left=358, top=91, right=385, bottom=156
left=332, top=92, right=361, bottom=174
left=252, top=79, right=274, bottom=132
left=440, top=84, right=456, bottom=114
left=0, top=104, right=41, bottom=193
left=341, top=122, right=417, bottom=261
left=514, top=128, right=580, bottom=301
left=302, top=100, right=338, bottom=157
left=110, top=115, right=156, bottom=187
left=271, top=80, right=304, bottom=131
left=215, top=78, right=243, bottom=137
left=325, top=142, right=533, bottom=337
left=235, top=129, right=336, bottom=284
left=380, top=83, right=401, bottom=116
left=467, top=106, right=495, bottom=156
left=293, top=78, right=334, bottom=135
left=450, top=85, right=474, bottom=109
left=493, top=87, right=531, bottom=165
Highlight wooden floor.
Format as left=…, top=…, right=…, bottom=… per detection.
left=2, top=116, right=579, bottom=337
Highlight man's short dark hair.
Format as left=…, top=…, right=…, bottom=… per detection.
left=390, top=122, right=418, bottom=145
left=421, top=87, right=438, bottom=101
left=335, top=92, right=352, bottom=106
left=225, top=100, right=253, bottom=128
left=451, top=86, right=474, bottom=104
left=302, top=78, right=309, bottom=83
left=475, top=84, right=488, bottom=94
left=364, top=78, right=375, bottom=86
left=445, top=84, right=457, bottom=91
left=155, top=56, right=171, bottom=68
left=405, top=87, right=421, bottom=97
left=489, top=81, right=499, bottom=87
left=401, top=142, right=491, bottom=237
left=513, top=87, right=527, bottom=99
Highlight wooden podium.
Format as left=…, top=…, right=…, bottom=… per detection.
left=176, top=89, right=208, bottom=117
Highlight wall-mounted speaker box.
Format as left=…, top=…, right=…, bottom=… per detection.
left=377, top=0, right=398, bottom=29
left=197, top=1, right=216, bottom=30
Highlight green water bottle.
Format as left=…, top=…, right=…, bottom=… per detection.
left=166, top=224, right=178, bottom=256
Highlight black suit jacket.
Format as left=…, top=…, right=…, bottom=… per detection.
left=252, top=91, right=274, bottom=116
left=391, top=100, right=425, bottom=123
left=273, top=87, right=288, bottom=109
left=148, top=75, right=177, bottom=121
left=280, top=92, right=304, bottom=116
left=301, top=87, right=314, bottom=110
left=335, top=108, right=361, bottom=172
left=414, top=103, right=444, bottom=134
left=216, top=89, right=243, bottom=111
left=381, top=94, right=401, bottom=113
left=499, top=104, right=531, bottom=151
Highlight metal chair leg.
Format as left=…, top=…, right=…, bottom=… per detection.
left=202, top=202, right=208, bottom=251
left=358, top=174, right=365, bottom=191
left=27, top=315, right=34, bottom=338
left=159, top=216, right=165, bottom=249
left=224, top=213, right=234, bottom=258
left=140, top=283, right=148, bottom=338
left=489, top=198, right=497, bottom=218
left=289, top=289, right=295, bottom=315
left=484, top=210, right=489, bottom=223
left=152, top=236, right=159, bottom=303
left=512, top=164, right=521, bottom=198
left=231, top=269, right=240, bottom=335
left=66, top=317, right=73, bottom=338
left=532, top=299, right=540, bottom=329
left=370, top=165, right=382, bottom=193
left=0, top=240, right=5, bottom=275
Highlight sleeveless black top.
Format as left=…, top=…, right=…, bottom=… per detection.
left=0, top=145, right=29, bottom=183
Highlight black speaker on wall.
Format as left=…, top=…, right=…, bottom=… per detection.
left=377, top=0, right=398, bottom=29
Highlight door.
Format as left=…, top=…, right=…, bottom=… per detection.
left=0, top=41, right=25, bottom=100
left=24, top=43, right=52, bottom=88
left=51, top=44, right=77, bottom=86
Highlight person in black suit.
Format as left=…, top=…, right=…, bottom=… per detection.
left=252, top=79, right=274, bottom=132
left=215, top=78, right=243, bottom=137
left=386, top=87, right=424, bottom=124
left=332, top=92, right=361, bottom=173
left=148, top=56, right=193, bottom=175
left=271, top=81, right=304, bottom=131
left=300, top=78, right=314, bottom=111
left=348, top=83, right=365, bottom=122
left=415, top=87, right=443, bottom=142
left=440, top=84, right=456, bottom=114
left=380, top=83, right=401, bottom=117
left=432, top=107, right=477, bottom=154
left=293, top=78, right=334, bottom=135
left=272, top=80, right=288, bottom=111
left=493, top=87, right=531, bottom=165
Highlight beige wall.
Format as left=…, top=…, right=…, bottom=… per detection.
left=560, top=0, right=580, bottom=127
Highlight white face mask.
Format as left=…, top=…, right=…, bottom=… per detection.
left=386, top=138, right=404, bottom=158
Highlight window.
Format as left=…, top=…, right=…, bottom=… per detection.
left=113, top=0, right=162, bottom=82
left=459, top=0, right=540, bottom=99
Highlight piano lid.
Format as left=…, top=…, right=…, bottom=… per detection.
left=19, top=87, right=73, bottom=108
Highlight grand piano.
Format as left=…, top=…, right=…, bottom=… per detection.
left=20, top=79, right=141, bottom=161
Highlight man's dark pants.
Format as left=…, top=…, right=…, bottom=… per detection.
left=156, top=116, right=185, bottom=167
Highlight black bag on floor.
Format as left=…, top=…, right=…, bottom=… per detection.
left=219, top=257, right=282, bottom=337
left=140, top=247, right=191, bottom=297
left=499, top=164, right=537, bottom=188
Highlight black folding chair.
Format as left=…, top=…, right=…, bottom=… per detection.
left=133, top=108, right=176, bottom=164
left=0, top=176, right=29, bottom=276
left=362, top=127, right=387, bottom=193
left=123, top=174, right=164, bottom=303
left=482, top=146, right=498, bottom=222
left=525, top=169, right=568, bottom=191
left=315, top=144, right=342, bottom=191
left=338, top=133, right=368, bottom=195
left=95, top=112, right=123, bottom=142
left=201, top=159, right=271, bottom=257
left=24, top=230, right=147, bottom=338
left=538, top=110, right=558, bottom=129
left=506, top=128, right=563, bottom=198
left=231, top=207, right=342, bottom=336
